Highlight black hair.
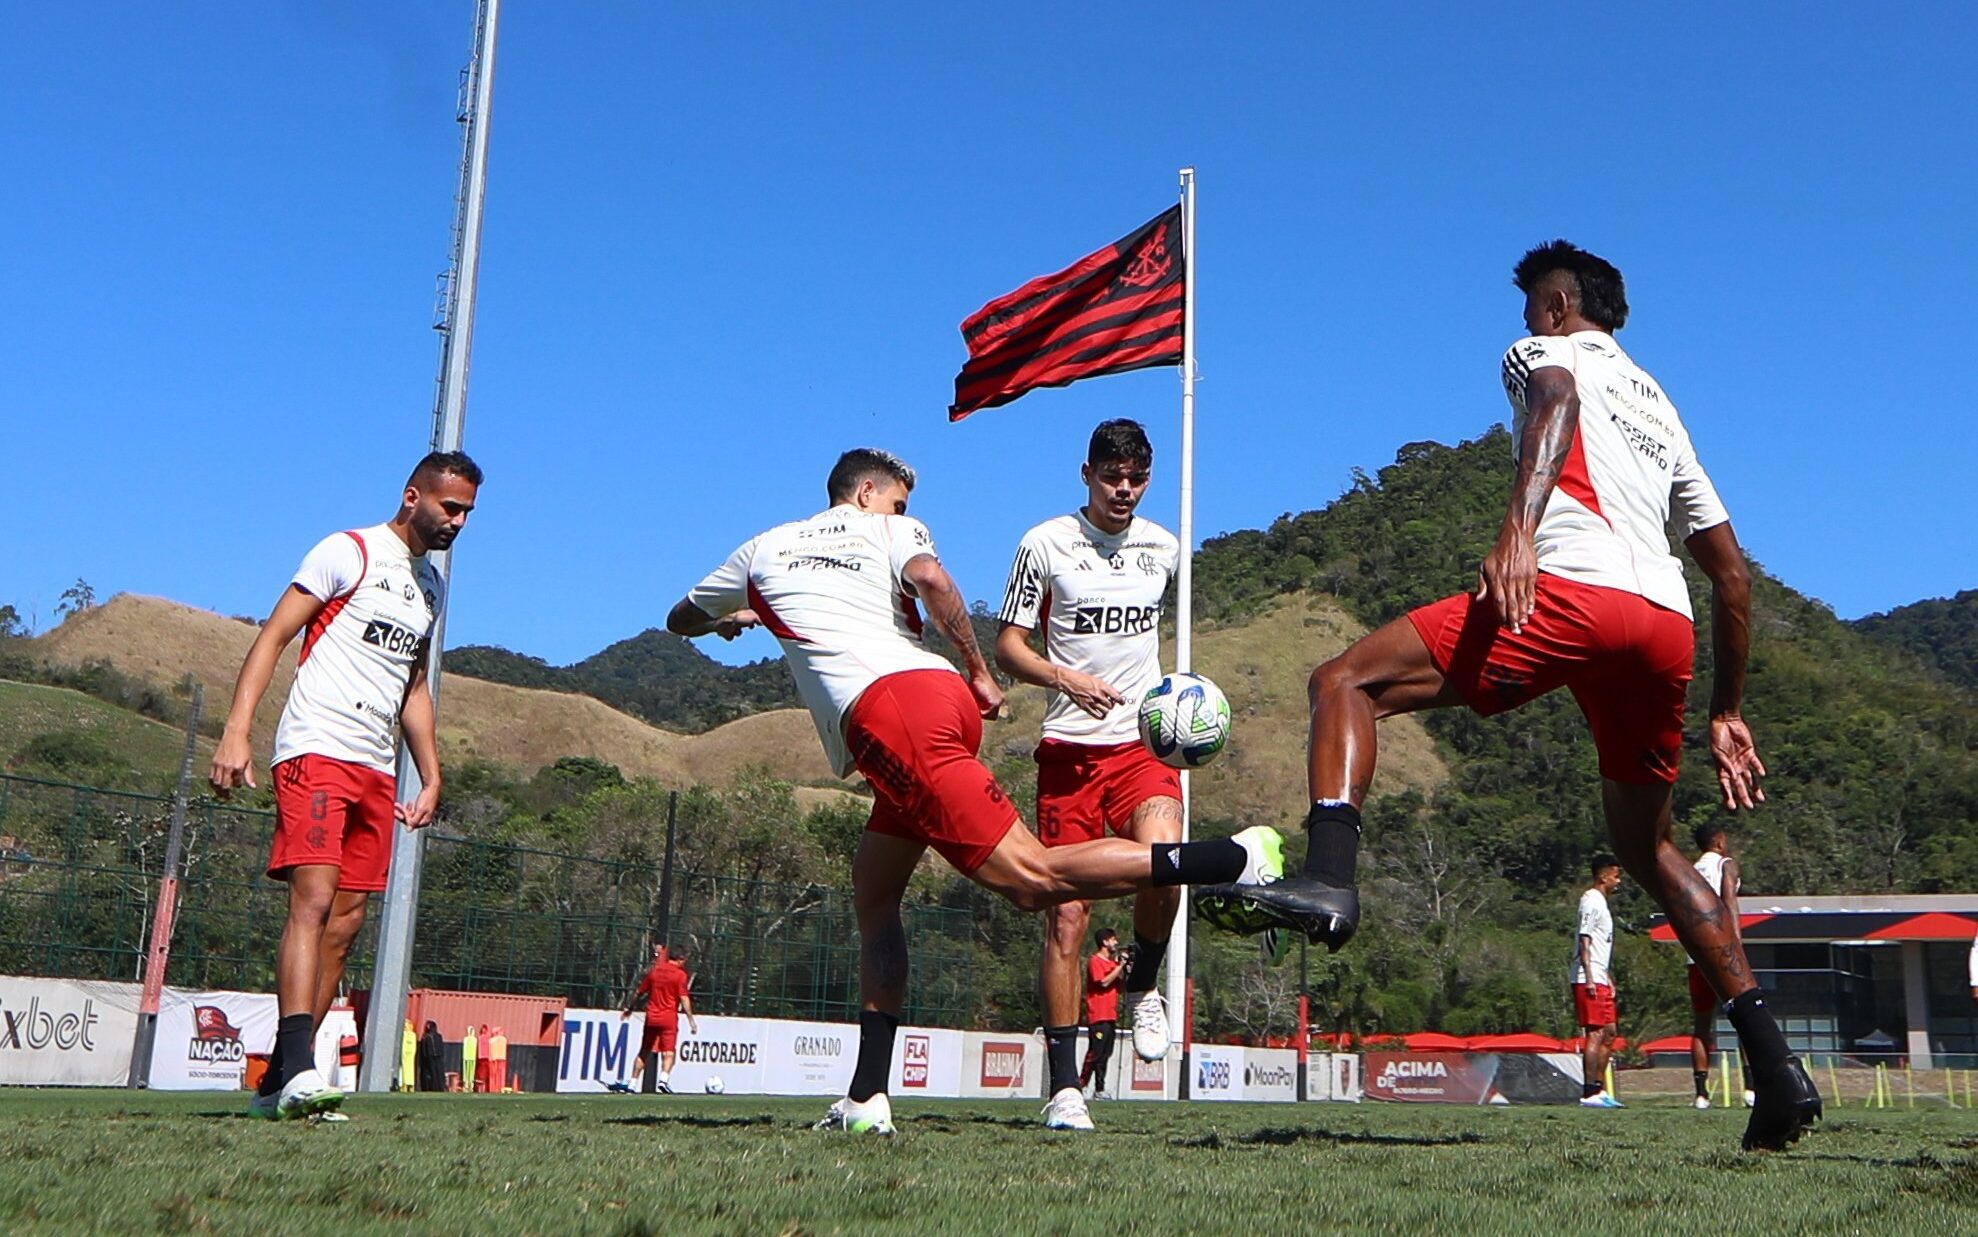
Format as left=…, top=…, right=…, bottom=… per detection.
left=1095, top=927, right=1119, bottom=945
left=1590, top=852, right=1621, bottom=876
left=826, top=447, right=916, bottom=503
left=1693, top=822, right=1727, bottom=852
left=408, top=449, right=484, bottom=488
left=1513, top=239, right=1629, bottom=331
left=1087, top=419, right=1153, bottom=468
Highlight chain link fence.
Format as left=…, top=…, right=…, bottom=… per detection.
left=0, top=774, right=978, bottom=1026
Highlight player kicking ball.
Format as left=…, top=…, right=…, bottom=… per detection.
left=211, top=451, right=481, bottom=1120
left=1194, top=242, right=1821, bottom=1151
left=666, top=448, right=1280, bottom=1136
left=995, top=419, right=1184, bottom=1131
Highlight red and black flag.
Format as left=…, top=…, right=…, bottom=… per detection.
left=948, top=206, right=1184, bottom=421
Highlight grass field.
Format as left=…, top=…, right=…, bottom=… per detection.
left=1, top=1091, right=1973, bottom=1234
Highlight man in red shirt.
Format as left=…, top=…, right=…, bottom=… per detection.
left=621, top=943, right=698, bottom=1094
left=1077, top=929, right=1127, bottom=1097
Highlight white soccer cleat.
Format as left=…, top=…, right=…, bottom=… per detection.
left=1579, top=1092, right=1624, bottom=1109
left=1230, top=825, right=1286, bottom=887
left=276, top=1068, right=345, bottom=1120
left=1743, top=1089, right=1757, bottom=1108
left=1129, top=989, right=1171, bottom=1063
left=814, top=1093, right=895, bottom=1135
left=247, top=1090, right=280, bottom=1121
left=1693, top=1095, right=1712, bottom=1110
left=1042, top=1086, right=1096, bottom=1131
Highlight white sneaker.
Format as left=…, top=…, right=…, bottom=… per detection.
left=814, top=1093, right=894, bottom=1135
left=1042, top=1086, right=1095, bottom=1130
left=1693, top=1095, right=1712, bottom=1110
left=1129, top=989, right=1171, bottom=1062
left=1230, top=825, right=1286, bottom=887
left=276, top=1068, right=345, bottom=1120
left=247, top=1090, right=280, bottom=1121
left=1743, top=1089, right=1757, bottom=1108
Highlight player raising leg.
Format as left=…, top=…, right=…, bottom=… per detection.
left=1195, top=242, right=1820, bottom=1151
left=210, top=451, right=480, bottom=1120
left=666, top=449, right=1281, bottom=1136
left=994, top=419, right=1184, bottom=1130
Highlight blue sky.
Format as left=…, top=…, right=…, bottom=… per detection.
left=3, top=3, right=1972, bottom=670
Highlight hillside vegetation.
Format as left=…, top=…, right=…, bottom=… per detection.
left=1853, top=589, right=1978, bottom=691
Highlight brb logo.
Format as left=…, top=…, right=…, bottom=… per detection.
left=0, top=995, right=100, bottom=1053
left=902, top=1034, right=931, bottom=1088
left=1196, top=1058, right=1232, bottom=1091
left=361, top=619, right=423, bottom=655
left=187, top=1005, right=246, bottom=1064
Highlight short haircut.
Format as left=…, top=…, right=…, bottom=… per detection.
left=1087, top=419, right=1153, bottom=468
left=1513, top=240, right=1629, bottom=331
left=1095, top=928, right=1118, bottom=945
left=1590, top=852, right=1621, bottom=876
left=409, top=449, right=484, bottom=488
left=1693, top=822, right=1727, bottom=852
left=826, top=448, right=916, bottom=503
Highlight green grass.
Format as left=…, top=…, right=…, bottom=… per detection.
left=0, top=678, right=199, bottom=791
left=0, top=1091, right=1974, bottom=1234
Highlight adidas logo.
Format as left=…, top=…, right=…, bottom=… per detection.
left=1164, top=847, right=1181, bottom=869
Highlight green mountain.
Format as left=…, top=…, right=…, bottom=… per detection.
left=1852, top=590, right=1978, bottom=692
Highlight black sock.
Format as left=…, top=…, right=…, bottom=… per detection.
left=1045, top=1025, right=1080, bottom=1094
left=275, top=1014, right=313, bottom=1087
left=1124, top=934, right=1166, bottom=993
left=849, top=1010, right=899, bottom=1103
left=1301, top=801, right=1361, bottom=885
left=1149, top=839, right=1244, bottom=886
left=1724, top=989, right=1791, bottom=1077
left=1583, top=1081, right=1601, bottom=1098
left=257, top=1039, right=286, bottom=1096
left=1693, top=1070, right=1710, bottom=1099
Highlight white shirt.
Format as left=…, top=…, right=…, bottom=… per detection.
left=1569, top=887, right=1615, bottom=988
left=272, top=525, right=446, bottom=773
left=1685, top=851, right=1739, bottom=964
left=997, top=512, right=1180, bottom=745
left=687, top=505, right=954, bottom=777
left=1500, top=331, right=1730, bottom=619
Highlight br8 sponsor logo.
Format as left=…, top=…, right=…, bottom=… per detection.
left=1072, top=605, right=1159, bottom=636
left=1196, top=1058, right=1232, bottom=1091
left=361, top=619, right=423, bottom=655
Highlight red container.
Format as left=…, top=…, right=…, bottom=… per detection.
left=402, top=989, right=566, bottom=1048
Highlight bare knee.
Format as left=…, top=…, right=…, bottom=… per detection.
left=321, top=902, right=367, bottom=958
left=1308, top=654, right=1358, bottom=707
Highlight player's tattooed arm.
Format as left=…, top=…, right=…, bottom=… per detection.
left=1478, top=366, right=1579, bottom=633
left=665, top=598, right=758, bottom=641
left=902, top=554, right=1005, bottom=720
left=1685, top=521, right=1765, bottom=810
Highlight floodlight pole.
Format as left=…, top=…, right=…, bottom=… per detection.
left=1168, top=167, right=1196, bottom=1097
left=359, top=0, right=501, bottom=1093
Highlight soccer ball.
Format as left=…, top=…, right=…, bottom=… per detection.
left=1137, top=672, right=1231, bottom=768
left=704, top=1075, right=726, bottom=1095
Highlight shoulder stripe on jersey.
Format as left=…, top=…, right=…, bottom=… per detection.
left=1556, top=426, right=1607, bottom=525
left=298, top=530, right=371, bottom=666
left=745, top=580, right=805, bottom=643
left=997, top=546, right=1039, bottom=626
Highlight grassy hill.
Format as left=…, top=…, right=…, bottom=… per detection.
left=0, top=679, right=207, bottom=795
left=1853, top=589, right=1978, bottom=692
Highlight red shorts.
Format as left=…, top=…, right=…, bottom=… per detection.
left=845, top=670, right=1021, bottom=874
left=268, top=754, right=396, bottom=892
left=1573, top=983, right=1617, bottom=1028
left=1688, top=965, right=1718, bottom=1015
left=1034, top=739, right=1182, bottom=846
left=1408, top=574, right=1694, bottom=784
left=641, top=1020, right=679, bottom=1056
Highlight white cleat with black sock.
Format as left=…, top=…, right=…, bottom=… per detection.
left=1042, top=1086, right=1095, bottom=1131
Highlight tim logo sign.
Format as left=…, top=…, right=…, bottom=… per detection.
left=979, top=1040, right=1025, bottom=1088
left=902, top=1033, right=931, bottom=1088
left=187, top=1006, right=245, bottom=1064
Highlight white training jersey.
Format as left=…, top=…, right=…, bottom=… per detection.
left=1685, top=851, right=1739, bottom=964
left=1500, top=331, right=1730, bottom=619
left=687, top=505, right=954, bottom=777
left=997, top=512, right=1180, bottom=745
left=1569, top=888, right=1615, bottom=988
left=272, top=525, right=446, bottom=773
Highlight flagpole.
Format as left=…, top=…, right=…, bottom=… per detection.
left=1167, top=167, right=1196, bottom=1083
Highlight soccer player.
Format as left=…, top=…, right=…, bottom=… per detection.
left=994, top=419, right=1183, bottom=1130
left=1077, top=929, right=1127, bottom=1099
left=664, top=448, right=1281, bottom=1135
left=1687, top=823, right=1745, bottom=1108
left=210, top=450, right=481, bottom=1120
left=621, top=943, right=698, bottom=1093
left=1573, top=856, right=1623, bottom=1108
left=1195, top=241, right=1822, bottom=1150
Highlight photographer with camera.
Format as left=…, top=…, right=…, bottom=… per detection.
left=1077, top=929, right=1130, bottom=1097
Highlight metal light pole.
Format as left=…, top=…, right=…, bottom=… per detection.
left=359, top=0, right=501, bottom=1092
left=128, top=685, right=203, bottom=1087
